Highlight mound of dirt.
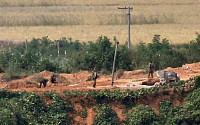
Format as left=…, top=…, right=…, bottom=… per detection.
left=6, top=70, right=70, bottom=89
left=27, top=70, right=70, bottom=85
left=142, top=78, right=160, bottom=86
left=6, top=80, right=27, bottom=89
left=75, top=71, right=92, bottom=81
left=115, top=69, right=124, bottom=79
left=60, top=71, right=92, bottom=84
left=121, top=69, right=146, bottom=79
left=164, top=62, right=200, bottom=80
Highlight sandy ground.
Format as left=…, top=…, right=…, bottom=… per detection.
left=0, top=62, right=200, bottom=93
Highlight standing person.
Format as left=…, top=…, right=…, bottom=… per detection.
left=92, top=67, right=98, bottom=88
left=148, top=61, right=154, bottom=78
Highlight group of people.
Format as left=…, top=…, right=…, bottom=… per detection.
left=38, top=61, right=154, bottom=88
left=91, top=61, right=155, bottom=88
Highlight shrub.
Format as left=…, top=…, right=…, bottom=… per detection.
left=1, top=34, right=200, bottom=74
left=93, top=105, right=120, bottom=125
left=164, top=88, right=200, bottom=124
left=159, top=99, right=172, bottom=123
left=0, top=90, right=72, bottom=125
left=185, top=88, right=200, bottom=110
left=185, top=33, right=200, bottom=63
left=126, top=105, right=158, bottom=125
left=38, top=59, right=59, bottom=72
left=0, top=98, right=28, bottom=125
left=194, top=76, right=200, bottom=89
left=80, top=36, right=114, bottom=71
left=79, top=109, right=87, bottom=119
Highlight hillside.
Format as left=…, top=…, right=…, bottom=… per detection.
left=1, top=62, right=200, bottom=92
left=1, top=62, right=200, bottom=124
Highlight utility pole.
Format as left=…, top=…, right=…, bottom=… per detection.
left=57, top=41, right=60, bottom=57
left=65, top=50, right=67, bottom=58
left=25, top=39, right=28, bottom=51
left=111, top=40, right=119, bottom=86
left=118, top=6, right=133, bottom=49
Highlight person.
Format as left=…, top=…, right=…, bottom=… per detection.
left=148, top=61, right=154, bottom=78
left=51, top=73, right=56, bottom=83
left=92, top=67, right=98, bottom=88
left=39, top=78, right=48, bottom=88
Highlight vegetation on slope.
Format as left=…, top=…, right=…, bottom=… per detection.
left=0, top=91, right=73, bottom=124
left=0, top=76, right=200, bottom=124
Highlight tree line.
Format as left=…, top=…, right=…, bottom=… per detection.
left=0, top=33, right=200, bottom=76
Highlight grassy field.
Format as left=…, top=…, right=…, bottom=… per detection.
left=1, top=24, right=199, bottom=45
left=0, top=0, right=199, bottom=6
left=0, top=0, right=200, bottom=44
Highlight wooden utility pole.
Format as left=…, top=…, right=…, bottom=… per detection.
left=118, top=6, right=133, bottom=49
left=25, top=39, right=28, bottom=51
left=65, top=50, right=67, bottom=58
left=111, top=40, right=119, bottom=86
left=57, top=41, right=60, bottom=57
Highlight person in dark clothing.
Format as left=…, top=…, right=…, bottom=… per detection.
left=148, top=61, right=154, bottom=78
left=92, top=67, right=98, bottom=88
left=39, top=79, right=48, bottom=88
left=51, top=74, right=56, bottom=83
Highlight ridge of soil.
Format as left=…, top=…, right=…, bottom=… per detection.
left=1, top=62, right=199, bottom=125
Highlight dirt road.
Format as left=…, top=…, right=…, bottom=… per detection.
left=1, top=62, right=200, bottom=93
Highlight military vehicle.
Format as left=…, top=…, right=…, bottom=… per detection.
left=156, top=70, right=180, bottom=85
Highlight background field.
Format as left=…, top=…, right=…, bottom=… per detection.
left=0, top=0, right=200, bottom=44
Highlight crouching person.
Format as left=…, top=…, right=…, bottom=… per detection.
left=37, top=77, right=48, bottom=88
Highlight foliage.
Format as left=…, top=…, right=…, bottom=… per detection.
left=159, top=99, right=173, bottom=123
left=135, top=34, right=187, bottom=70
left=126, top=105, right=158, bottom=125
left=64, top=89, right=138, bottom=107
left=78, top=36, right=114, bottom=71
left=163, top=88, right=200, bottom=125
left=116, top=44, right=133, bottom=70
left=1, top=77, right=200, bottom=124
left=79, top=109, right=88, bottom=119
left=0, top=90, right=71, bottom=125
left=193, top=75, right=200, bottom=89
left=93, top=104, right=120, bottom=125
left=185, top=88, right=200, bottom=110
left=0, top=33, right=200, bottom=74
left=0, top=36, right=134, bottom=74
left=0, top=98, right=28, bottom=125
left=157, top=79, right=200, bottom=125
left=185, top=32, right=200, bottom=63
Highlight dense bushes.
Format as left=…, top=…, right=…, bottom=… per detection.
left=135, top=34, right=187, bottom=70
left=1, top=77, right=200, bottom=124
left=0, top=90, right=72, bottom=125
left=0, top=36, right=133, bottom=75
left=126, top=105, right=158, bottom=125
left=93, top=104, right=120, bottom=125
left=159, top=88, right=200, bottom=125
left=0, top=33, right=200, bottom=76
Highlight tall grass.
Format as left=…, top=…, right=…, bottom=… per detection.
left=1, top=24, right=199, bottom=44
left=0, top=4, right=200, bottom=26
left=0, top=0, right=200, bottom=7
left=0, top=0, right=200, bottom=44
